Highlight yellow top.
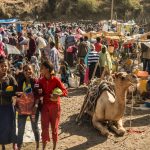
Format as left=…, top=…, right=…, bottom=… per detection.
left=139, top=79, right=147, bottom=94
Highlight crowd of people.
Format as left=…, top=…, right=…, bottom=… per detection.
left=0, top=21, right=148, bottom=150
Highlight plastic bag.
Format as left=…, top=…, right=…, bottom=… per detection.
left=69, top=74, right=80, bottom=88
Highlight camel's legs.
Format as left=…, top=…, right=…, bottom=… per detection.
left=109, top=119, right=125, bottom=136
left=92, top=116, right=109, bottom=136
left=117, top=119, right=126, bottom=134
left=109, top=124, right=121, bottom=135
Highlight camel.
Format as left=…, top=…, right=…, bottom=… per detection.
left=91, top=72, right=138, bottom=136
left=76, top=72, right=138, bottom=136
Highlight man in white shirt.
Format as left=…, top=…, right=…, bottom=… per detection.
left=49, top=41, right=60, bottom=73
left=36, top=33, right=47, bottom=60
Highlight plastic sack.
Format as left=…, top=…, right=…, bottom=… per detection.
left=69, top=74, right=80, bottom=88
left=16, top=93, right=35, bottom=115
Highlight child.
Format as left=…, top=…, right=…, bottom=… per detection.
left=39, top=61, right=68, bottom=150
left=14, top=64, right=40, bottom=150
left=76, top=58, right=86, bottom=85
left=59, top=60, right=71, bottom=87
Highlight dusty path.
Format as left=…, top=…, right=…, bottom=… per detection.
left=6, top=86, right=150, bottom=150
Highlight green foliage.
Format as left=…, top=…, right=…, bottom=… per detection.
left=115, top=0, right=142, bottom=10
left=77, top=0, right=99, bottom=13
left=51, top=0, right=143, bottom=20
left=129, top=0, right=143, bottom=10
left=48, top=0, right=57, bottom=14
left=0, top=0, right=145, bottom=21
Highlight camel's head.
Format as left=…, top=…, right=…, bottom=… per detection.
left=113, top=72, right=138, bottom=89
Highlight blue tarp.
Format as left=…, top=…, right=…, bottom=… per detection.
left=0, top=18, right=19, bottom=24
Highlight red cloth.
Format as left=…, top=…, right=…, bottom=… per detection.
left=0, top=41, right=6, bottom=57
left=16, top=93, right=35, bottom=115
left=94, top=42, right=102, bottom=52
left=39, top=76, right=67, bottom=143
left=123, top=43, right=132, bottom=49
left=114, top=40, right=119, bottom=49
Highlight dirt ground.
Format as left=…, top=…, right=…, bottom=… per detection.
left=6, top=86, right=150, bottom=150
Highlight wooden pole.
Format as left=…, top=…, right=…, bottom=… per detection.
left=111, top=0, right=114, bottom=24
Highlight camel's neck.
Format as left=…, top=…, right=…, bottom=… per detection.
left=113, top=84, right=129, bottom=119
left=114, top=84, right=128, bottom=108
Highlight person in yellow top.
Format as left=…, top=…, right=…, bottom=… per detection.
left=99, top=45, right=113, bottom=75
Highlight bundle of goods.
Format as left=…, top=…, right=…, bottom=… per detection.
left=77, top=78, right=114, bottom=121
left=135, top=71, right=150, bottom=100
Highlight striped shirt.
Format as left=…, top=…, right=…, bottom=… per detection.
left=88, top=51, right=99, bottom=66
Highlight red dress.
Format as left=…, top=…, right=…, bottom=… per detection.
left=39, top=76, right=67, bottom=143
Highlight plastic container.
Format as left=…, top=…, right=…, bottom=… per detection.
left=144, top=101, right=150, bottom=108
left=137, top=71, right=148, bottom=78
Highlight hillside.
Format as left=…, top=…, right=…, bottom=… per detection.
left=0, top=0, right=149, bottom=23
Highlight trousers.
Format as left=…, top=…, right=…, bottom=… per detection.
left=17, top=110, right=40, bottom=146
left=41, top=102, right=60, bottom=143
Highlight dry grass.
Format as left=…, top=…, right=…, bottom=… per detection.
left=0, top=0, right=45, bottom=19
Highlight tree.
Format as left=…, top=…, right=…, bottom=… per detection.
left=48, top=0, right=57, bottom=14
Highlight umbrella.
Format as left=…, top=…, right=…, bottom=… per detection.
left=6, top=44, right=21, bottom=55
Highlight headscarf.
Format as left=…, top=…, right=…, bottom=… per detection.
left=31, top=56, right=40, bottom=77
left=15, top=61, right=23, bottom=68
left=0, top=41, right=6, bottom=57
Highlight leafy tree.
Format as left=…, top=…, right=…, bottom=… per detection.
left=48, top=0, right=57, bottom=14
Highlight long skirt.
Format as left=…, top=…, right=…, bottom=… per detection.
left=0, top=104, right=16, bottom=144
left=66, top=52, right=74, bottom=67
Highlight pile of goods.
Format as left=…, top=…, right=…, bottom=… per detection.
left=77, top=78, right=115, bottom=121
